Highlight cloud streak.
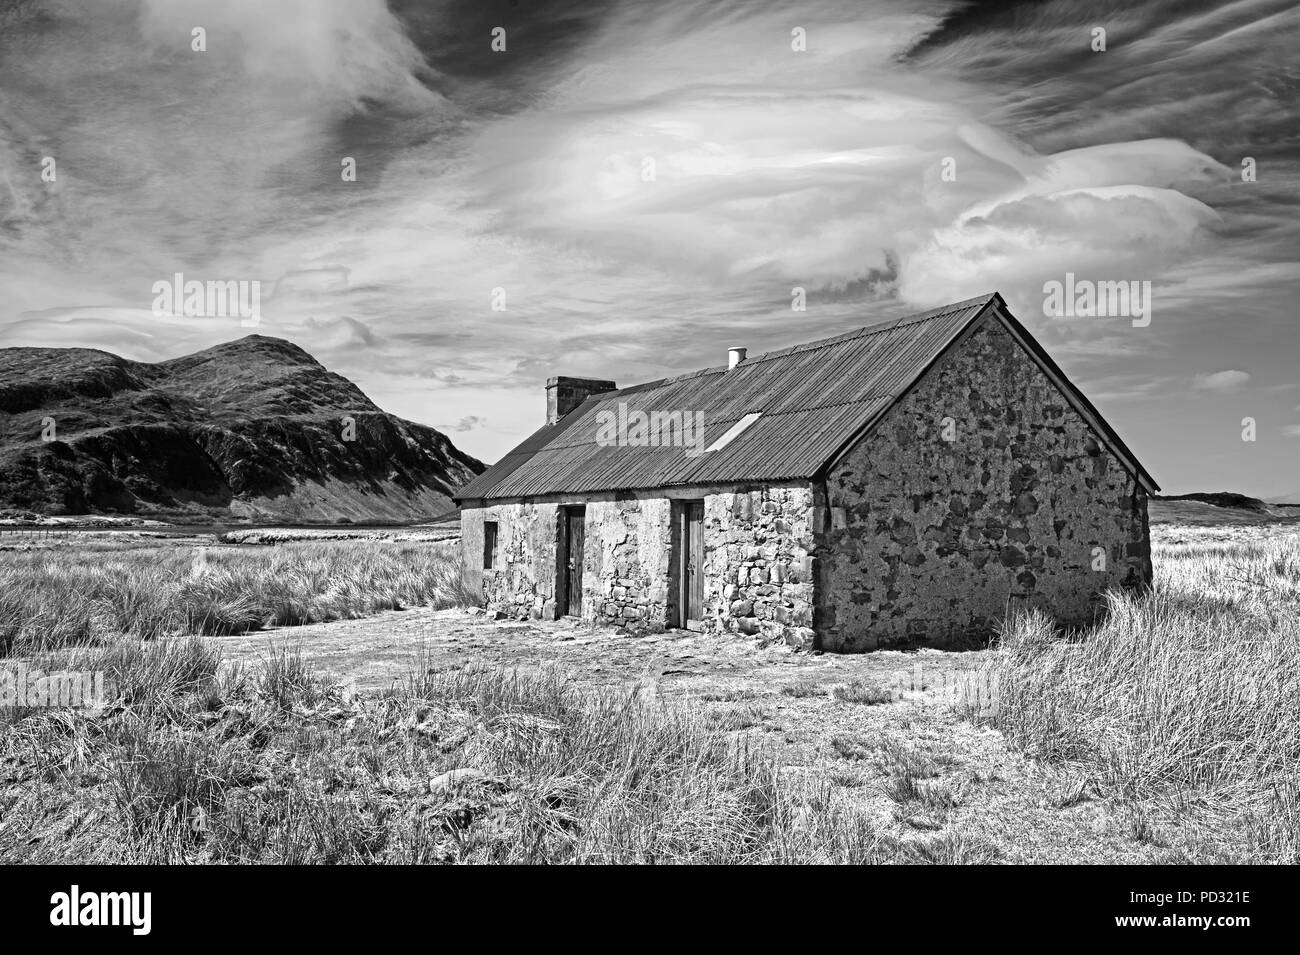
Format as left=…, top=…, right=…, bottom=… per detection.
left=1, top=0, right=1297, bottom=496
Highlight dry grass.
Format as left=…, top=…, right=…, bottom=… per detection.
left=4, top=521, right=1298, bottom=863
left=782, top=677, right=825, bottom=699
left=833, top=679, right=893, bottom=705
left=0, top=642, right=898, bottom=864
left=0, top=540, right=473, bottom=655
left=983, top=524, right=1300, bottom=862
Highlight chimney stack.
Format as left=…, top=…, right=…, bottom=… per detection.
left=728, top=347, right=747, bottom=370
left=547, top=376, right=617, bottom=425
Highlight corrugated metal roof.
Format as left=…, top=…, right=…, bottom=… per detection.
left=456, top=294, right=1001, bottom=500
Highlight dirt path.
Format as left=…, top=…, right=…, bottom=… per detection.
left=213, top=606, right=982, bottom=694
left=210, top=609, right=1167, bottom=863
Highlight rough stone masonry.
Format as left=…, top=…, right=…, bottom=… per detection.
left=817, top=316, right=1150, bottom=650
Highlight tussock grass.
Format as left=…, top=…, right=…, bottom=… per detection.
left=833, top=679, right=893, bottom=705
left=830, top=735, right=873, bottom=761
left=698, top=687, right=761, bottom=703
left=985, top=525, right=1300, bottom=862
left=782, top=678, right=825, bottom=699
left=877, top=738, right=944, bottom=807
left=901, top=831, right=1001, bottom=864
left=0, top=540, right=473, bottom=655
left=829, top=769, right=865, bottom=788
left=0, top=643, right=894, bottom=864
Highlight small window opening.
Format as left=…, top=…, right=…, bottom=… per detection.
left=483, top=521, right=499, bottom=569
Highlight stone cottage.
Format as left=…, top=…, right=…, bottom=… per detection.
left=454, top=293, right=1157, bottom=651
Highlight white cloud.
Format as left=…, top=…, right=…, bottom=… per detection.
left=1194, top=369, right=1251, bottom=391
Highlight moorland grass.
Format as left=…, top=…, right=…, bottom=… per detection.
left=0, top=641, right=901, bottom=863
left=3, top=523, right=1298, bottom=862
left=0, top=540, right=473, bottom=655
left=984, top=526, right=1300, bottom=861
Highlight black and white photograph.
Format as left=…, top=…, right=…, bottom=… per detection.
left=0, top=0, right=1295, bottom=919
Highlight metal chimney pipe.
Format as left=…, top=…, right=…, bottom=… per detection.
left=728, top=347, right=747, bottom=369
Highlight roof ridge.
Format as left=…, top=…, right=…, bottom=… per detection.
left=453, top=293, right=1018, bottom=502
left=593, top=293, right=1001, bottom=399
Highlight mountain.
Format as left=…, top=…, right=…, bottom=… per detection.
left=1150, top=491, right=1300, bottom=526
left=0, top=336, right=483, bottom=523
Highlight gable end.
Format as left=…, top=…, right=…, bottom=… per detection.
left=821, top=301, right=1158, bottom=494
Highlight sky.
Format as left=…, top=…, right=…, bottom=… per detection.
left=1, top=0, right=1297, bottom=498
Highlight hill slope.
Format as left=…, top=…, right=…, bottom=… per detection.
left=1150, top=491, right=1300, bottom=526
left=0, top=336, right=483, bottom=522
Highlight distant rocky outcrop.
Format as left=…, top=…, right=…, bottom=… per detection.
left=1151, top=491, right=1300, bottom=526
left=1160, top=491, right=1269, bottom=512
left=0, top=336, right=483, bottom=523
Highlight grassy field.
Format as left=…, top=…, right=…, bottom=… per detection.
left=1, top=640, right=898, bottom=863
left=0, top=537, right=471, bottom=654
left=987, top=523, right=1300, bottom=862
left=0, top=521, right=1296, bottom=863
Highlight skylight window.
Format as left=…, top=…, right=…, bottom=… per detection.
left=704, top=412, right=762, bottom=453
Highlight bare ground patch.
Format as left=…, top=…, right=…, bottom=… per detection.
left=206, top=610, right=1165, bottom=862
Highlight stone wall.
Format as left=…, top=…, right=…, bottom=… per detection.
left=461, top=485, right=822, bottom=641
left=821, top=313, right=1151, bottom=651
left=460, top=501, right=560, bottom=620
left=458, top=505, right=488, bottom=597
left=702, top=485, right=820, bottom=649
left=585, top=497, right=673, bottom=629
left=461, top=495, right=675, bottom=628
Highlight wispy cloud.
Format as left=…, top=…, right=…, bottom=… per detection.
left=1, top=0, right=1297, bottom=497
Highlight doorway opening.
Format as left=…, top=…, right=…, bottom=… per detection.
left=556, top=506, right=586, bottom=617
left=670, top=500, right=705, bottom=630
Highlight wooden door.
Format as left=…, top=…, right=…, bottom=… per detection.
left=685, top=501, right=704, bottom=624
left=563, top=508, right=585, bottom=617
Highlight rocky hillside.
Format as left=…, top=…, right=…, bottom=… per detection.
left=1150, top=491, right=1300, bottom=526
left=0, top=336, right=483, bottom=523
